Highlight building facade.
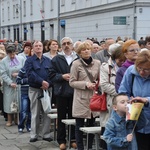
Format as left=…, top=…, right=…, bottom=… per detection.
left=0, top=0, right=150, bottom=43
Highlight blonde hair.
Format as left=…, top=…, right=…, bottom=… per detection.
left=135, top=50, right=150, bottom=67
left=76, top=42, right=92, bottom=55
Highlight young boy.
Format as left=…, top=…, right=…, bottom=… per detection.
left=103, top=93, right=147, bottom=150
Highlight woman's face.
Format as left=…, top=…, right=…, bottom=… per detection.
left=49, top=41, right=58, bottom=51
left=136, top=62, right=150, bottom=78
left=124, top=43, right=140, bottom=62
left=115, top=58, right=125, bottom=67
left=80, top=48, right=91, bottom=59
left=24, top=46, right=31, bottom=55
left=7, top=52, right=16, bottom=60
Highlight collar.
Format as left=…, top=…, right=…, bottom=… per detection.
left=112, top=110, right=125, bottom=124
left=104, top=49, right=110, bottom=57
left=32, top=54, right=45, bottom=61
left=61, top=50, right=74, bottom=57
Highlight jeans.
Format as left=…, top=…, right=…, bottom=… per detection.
left=75, top=117, right=95, bottom=150
left=18, top=94, right=31, bottom=130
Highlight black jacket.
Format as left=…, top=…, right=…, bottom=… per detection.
left=49, top=51, right=79, bottom=97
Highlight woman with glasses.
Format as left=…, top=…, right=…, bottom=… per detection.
left=115, top=39, right=140, bottom=92
left=118, top=50, right=150, bottom=150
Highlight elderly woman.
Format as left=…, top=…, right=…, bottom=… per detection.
left=100, top=43, right=125, bottom=149
left=0, top=48, right=6, bottom=119
left=118, top=51, right=150, bottom=150
left=115, top=39, right=140, bottom=92
left=0, top=45, right=24, bottom=126
left=69, top=42, right=100, bottom=150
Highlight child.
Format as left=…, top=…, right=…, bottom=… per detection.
left=103, top=93, right=147, bottom=150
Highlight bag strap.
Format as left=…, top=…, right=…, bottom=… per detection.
left=130, top=74, right=135, bottom=97
left=80, top=59, right=94, bottom=83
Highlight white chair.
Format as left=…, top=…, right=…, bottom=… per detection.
left=47, top=113, right=58, bottom=142
left=80, top=126, right=101, bottom=150
left=61, top=119, right=76, bottom=149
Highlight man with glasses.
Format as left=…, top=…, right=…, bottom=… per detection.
left=49, top=37, right=79, bottom=150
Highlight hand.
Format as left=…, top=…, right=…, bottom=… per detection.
left=126, top=133, right=133, bottom=142
left=41, top=81, right=49, bottom=89
left=86, top=82, right=96, bottom=90
left=130, top=96, right=148, bottom=104
left=62, top=73, right=70, bottom=81
left=11, top=72, right=18, bottom=78
left=10, top=83, right=17, bottom=88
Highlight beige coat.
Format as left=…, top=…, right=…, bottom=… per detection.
left=69, top=58, right=100, bottom=119
left=100, top=58, right=118, bottom=127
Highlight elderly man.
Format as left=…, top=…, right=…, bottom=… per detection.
left=49, top=37, right=78, bottom=150
left=95, top=38, right=115, bottom=63
left=24, top=41, right=52, bottom=142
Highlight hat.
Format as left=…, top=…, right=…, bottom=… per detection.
left=24, top=42, right=32, bottom=49
left=108, top=43, right=121, bottom=55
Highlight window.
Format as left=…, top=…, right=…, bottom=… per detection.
left=13, top=5, right=15, bottom=18
left=2, top=8, right=4, bottom=22
left=30, top=0, right=33, bottom=15
left=50, top=0, right=54, bottom=11
left=23, top=1, right=26, bottom=17
left=8, top=7, right=10, bottom=20
left=61, top=0, right=65, bottom=6
left=42, top=0, right=45, bottom=12
left=113, top=16, right=126, bottom=25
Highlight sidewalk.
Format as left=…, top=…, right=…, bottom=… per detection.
left=0, top=115, right=59, bottom=150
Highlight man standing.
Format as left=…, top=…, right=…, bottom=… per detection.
left=95, top=38, right=115, bottom=63
left=49, top=37, right=78, bottom=150
left=24, top=41, right=52, bottom=142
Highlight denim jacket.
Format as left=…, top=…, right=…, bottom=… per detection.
left=103, top=110, right=147, bottom=150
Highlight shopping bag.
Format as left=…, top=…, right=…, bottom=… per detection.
left=10, top=88, right=18, bottom=113
left=40, top=90, right=51, bottom=113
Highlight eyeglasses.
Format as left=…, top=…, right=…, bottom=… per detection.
left=128, top=48, right=140, bottom=53
left=62, top=42, right=72, bottom=46
left=137, top=66, right=150, bottom=73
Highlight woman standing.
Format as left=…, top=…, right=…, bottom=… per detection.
left=119, top=51, right=150, bottom=150
left=43, top=39, right=59, bottom=106
left=100, top=43, right=125, bottom=149
left=115, top=39, right=140, bottom=92
left=0, top=45, right=24, bottom=126
left=69, top=42, right=100, bottom=150
left=43, top=39, right=59, bottom=59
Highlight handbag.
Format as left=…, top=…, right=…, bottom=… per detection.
left=90, top=65, right=112, bottom=112
left=90, top=91, right=107, bottom=111
left=89, top=78, right=107, bottom=111
left=40, top=89, right=52, bottom=113
left=10, top=88, right=18, bottom=113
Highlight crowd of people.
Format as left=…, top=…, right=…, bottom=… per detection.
left=0, top=35, right=150, bottom=150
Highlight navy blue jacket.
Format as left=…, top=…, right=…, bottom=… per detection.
left=24, top=54, right=52, bottom=89
left=16, top=67, right=29, bottom=95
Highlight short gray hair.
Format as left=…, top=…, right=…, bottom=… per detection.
left=61, top=37, right=73, bottom=45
